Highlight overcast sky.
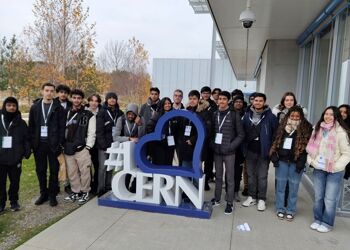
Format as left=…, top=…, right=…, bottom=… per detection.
left=0, top=0, right=214, bottom=68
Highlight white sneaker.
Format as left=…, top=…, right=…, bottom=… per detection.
left=242, top=196, right=256, bottom=207
left=317, top=225, right=331, bottom=233
left=310, top=222, right=320, bottom=230
left=257, top=200, right=266, bottom=211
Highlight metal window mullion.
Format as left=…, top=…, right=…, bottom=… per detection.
left=327, top=17, right=340, bottom=106
left=308, top=37, right=319, bottom=123
left=296, top=47, right=306, bottom=102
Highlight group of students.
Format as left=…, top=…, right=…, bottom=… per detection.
left=1, top=83, right=350, bottom=234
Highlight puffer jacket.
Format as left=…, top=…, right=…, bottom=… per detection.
left=307, top=124, right=350, bottom=173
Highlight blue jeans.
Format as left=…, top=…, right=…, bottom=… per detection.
left=313, top=169, right=343, bottom=229
left=275, top=161, right=303, bottom=215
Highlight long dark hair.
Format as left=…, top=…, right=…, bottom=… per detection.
left=270, top=106, right=312, bottom=159
left=158, top=97, right=173, bottom=116
left=339, top=104, right=350, bottom=128
left=314, top=106, right=350, bottom=142
left=278, top=92, right=297, bottom=111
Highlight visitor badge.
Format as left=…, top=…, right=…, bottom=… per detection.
left=317, top=155, right=326, bottom=170
left=41, top=126, right=48, bottom=137
left=283, top=138, right=293, bottom=150
left=167, top=136, right=175, bottom=146
left=215, top=133, right=223, bottom=144
left=185, top=126, right=192, bottom=136
left=112, top=126, right=117, bottom=137
left=2, top=136, right=12, bottom=148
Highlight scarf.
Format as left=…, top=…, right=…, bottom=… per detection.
left=285, top=119, right=300, bottom=134
left=306, top=122, right=337, bottom=172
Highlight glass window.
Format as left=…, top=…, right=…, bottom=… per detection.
left=310, top=25, right=334, bottom=123
left=300, top=42, right=313, bottom=108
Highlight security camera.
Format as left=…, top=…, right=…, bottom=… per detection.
left=239, top=0, right=256, bottom=29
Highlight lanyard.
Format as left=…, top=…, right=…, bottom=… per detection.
left=1, top=114, right=13, bottom=136
left=217, top=111, right=230, bottom=132
left=41, top=100, right=53, bottom=126
left=125, top=121, right=136, bottom=136
left=107, top=110, right=117, bottom=125
left=66, top=111, right=78, bottom=126
left=249, top=115, right=265, bottom=126
left=289, top=130, right=296, bottom=136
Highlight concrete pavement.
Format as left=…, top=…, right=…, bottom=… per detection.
left=18, top=171, right=350, bottom=250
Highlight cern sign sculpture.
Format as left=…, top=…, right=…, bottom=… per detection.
left=98, top=110, right=212, bottom=219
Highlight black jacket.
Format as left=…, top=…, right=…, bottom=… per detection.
left=146, top=111, right=179, bottom=165
left=55, top=97, right=72, bottom=111
left=210, top=109, right=245, bottom=155
left=28, top=98, right=65, bottom=153
left=64, top=107, right=94, bottom=155
left=0, top=110, right=31, bottom=166
left=96, top=104, right=124, bottom=150
left=270, top=131, right=308, bottom=173
left=179, top=100, right=212, bottom=162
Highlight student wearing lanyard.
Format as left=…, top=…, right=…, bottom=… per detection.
left=241, top=93, right=278, bottom=211
left=210, top=91, right=245, bottom=215
left=63, top=89, right=96, bottom=205
left=140, top=87, right=160, bottom=126
left=270, top=106, right=312, bottom=221
left=29, top=82, right=65, bottom=207
left=200, top=86, right=217, bottom=191
left=179, top=90, right=212, bottom=169
left=115, top=103, right=145, bottom=192
left=96, top=92, right=124, bottom=197
left=0, top=97, right=31, bottom=214
left=306, top=107, right=350, bottom=233
left=146, top=97, right=178, bottom=165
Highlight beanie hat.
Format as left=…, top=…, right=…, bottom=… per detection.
left=105, top=92, right=118, bottom=101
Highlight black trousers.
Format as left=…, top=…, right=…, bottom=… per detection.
left=0, top=164, right=22, bottom=207
left=34, top=142, right=59, bottom=198
left=204, top=147, right=215, bottom=180
left=90, top=147, right=99, bottom=193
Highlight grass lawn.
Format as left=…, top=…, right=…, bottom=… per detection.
left=0, top=156, right=80, bottom=250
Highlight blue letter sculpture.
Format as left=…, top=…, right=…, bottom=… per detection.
left=98, top=110, right=212, bottom=219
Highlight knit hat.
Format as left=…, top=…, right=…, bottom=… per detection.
left=2, top=97, right=18, bottom=111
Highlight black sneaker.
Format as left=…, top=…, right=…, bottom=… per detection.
left=241, top=188, right=248, bottom=197
left=78, top=192, right=89, bottom=205
left=35, top=195, right=49, bottom=205
left=49, top=196, right=58, bottom=207
left=64, top=192, right=80, bottom=203
left=224, top=203, right=233, bottom=215
left=211, top=198, right=221, bottom=207
left=64, top=185, right=72, bottom=195
left=10, top=201, right=20, bottom=212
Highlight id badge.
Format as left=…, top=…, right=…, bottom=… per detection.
left=184, top=125, right=192, bottom=136
left=41, top=126, right=48, bottom=137
left=2, top=136, right=12, bottom=148
left=317, top=155, right=326, bottom=170
left=112, top=126, right=117, bottom=137
left=167, top=136, right=175, bottom=146
left=283, top=138, right=293, bottom=150
left=215, top=133, right=223, bottom=144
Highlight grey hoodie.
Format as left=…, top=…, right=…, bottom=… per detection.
left=114, top=103, right=146, bottom=142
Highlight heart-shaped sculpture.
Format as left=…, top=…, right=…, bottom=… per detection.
left=135, top=109, right=206, bottom=179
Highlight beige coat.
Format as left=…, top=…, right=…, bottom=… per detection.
left=307, top=124, right=350, bottom=173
